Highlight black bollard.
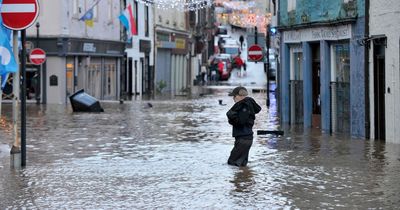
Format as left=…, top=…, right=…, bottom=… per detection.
left=218, top=99, right=226, bottom=106
left=257, top=130, right=284, bottom=136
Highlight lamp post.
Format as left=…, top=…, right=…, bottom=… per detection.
left=266, top=24, right=271, bottom=107
left=21, top=30, right=27, bottom=167
left=35, top=22, right=40, bottom=104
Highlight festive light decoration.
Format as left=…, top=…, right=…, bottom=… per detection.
left=214, top=0, right=271, bottom=32
left=137, top=0, right=213, bottom=11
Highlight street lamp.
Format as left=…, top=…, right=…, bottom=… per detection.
left=266, top=24, right=271, bottom=107
left=35, top=22, right=40, bottom=104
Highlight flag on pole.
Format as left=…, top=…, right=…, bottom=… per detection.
left=79, top=0, right=101, bottom=27
left=118, top=4, right=137, bottom=40
left=0, top=3, right=17, bottom=90
left=79, top=8, right=94, bottom=27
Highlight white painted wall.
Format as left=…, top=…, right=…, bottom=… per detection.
left=27, top=0, right=120, bottom=41
left=46, top=57, right=66, bottom=104
left=124, top=0, right=155, bottom=98
left=155, top=7, right=186, bottom=31
left=369, top=0, right=400, bottom=143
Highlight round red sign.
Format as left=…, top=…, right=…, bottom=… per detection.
left=1, top=0, right=40, bottom=30
left=248, top=44, right=264, bottom=61
left=29, top=48, right=46, bottom=65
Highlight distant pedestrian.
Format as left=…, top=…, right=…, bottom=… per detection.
left=226, top=86, right=261, bottom=167
left=201, top=65, right=207, bottom=85
left=217, top=59, right=224, bottom=76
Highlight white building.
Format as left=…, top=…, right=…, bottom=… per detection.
left=25, top=0, right=125, bottom=104
left=154, top=6, right=190, bottom=97
left=123, top=0, right=154, bottom=100
left=368, top=0, right=400, bottom=143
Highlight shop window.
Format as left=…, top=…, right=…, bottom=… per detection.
left=73, top=0, right=84, bottom=18
left=104, top=63, right=116, bottom=99
left=107, top=0, right=113, bottom=23
left=334, top=44, right=350, bottom=83
left=66, top=60, right=75, bottom=97
left=294, top=52, right=303, bottom=80
left=86, top=63, right=101, bottom=99
left=145, top=5, right=149, bottom=37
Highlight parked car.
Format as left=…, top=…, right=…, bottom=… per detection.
left=212, top=54, right=233, bottom=81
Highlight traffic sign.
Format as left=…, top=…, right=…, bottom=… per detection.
left=248, top=44, right=264, bottom=62
left=29, top=48, right=45, bottom=65
left=1, top=0, right=40, bottom=30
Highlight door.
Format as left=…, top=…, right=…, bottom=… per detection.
left=373, top=40, right=386, bottom=140
left=311, top=44, right=321, bottom=128
left=156, top=49, right=172, bottom=93
left=103, top=58, right=117, bottom=100
left=331, top=43, right=351, bottom=133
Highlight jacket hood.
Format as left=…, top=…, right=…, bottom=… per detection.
left=232, top=97, right=261, bottom=114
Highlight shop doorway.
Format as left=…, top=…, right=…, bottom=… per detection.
left=311, top=44, right=321, bottom=128
left=373, top=38, right=386, bottom=140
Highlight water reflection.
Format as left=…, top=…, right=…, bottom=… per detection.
left=0, top=92, right=400, bottom=209
left=231, top=167, right=255, bottom=193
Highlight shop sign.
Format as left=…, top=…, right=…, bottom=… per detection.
left=284, top=24, right=351, bottom=43
left=83, top=43, right=96, bottom=52
left=175, top=38, right=186, bottom=49
left=140, top=40, right=151, bottom=53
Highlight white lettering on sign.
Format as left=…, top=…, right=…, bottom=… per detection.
left=284, top=24, right=351, bottom=43
left=83, top=43, right=96, bottom=52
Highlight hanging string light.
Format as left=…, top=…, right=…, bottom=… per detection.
left=137, top=0, right=213, bottom=11
left=214, top=0, right=270, bottom=32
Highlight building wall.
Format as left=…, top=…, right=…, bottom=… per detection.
left=46, top=57, right=66, bottom=104
left=125, top=0, right=155, bottom=99
left=279, top=0, right=364, bottom=27
left=369, top=0, right=400, bottom=143
left=27, top=0, right=121, bottom=41
left=154, top=6, right=189, bottom=97
left=350, top=17, right=366, bottom=137
left=278, top=0, right=366, bottom=137
left=24, top=0, right=124, bottom=104
left=155, top=7, right=186, bottom=31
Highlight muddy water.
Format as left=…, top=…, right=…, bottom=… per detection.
left=0, top=91, right=399, bottom=209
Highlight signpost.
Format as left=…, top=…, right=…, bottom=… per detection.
left=1, top=0, right=40, bottom=167
left=1, top=0, right=39, bottom=30
left=248, top=44, right=264, bottom=62
left=29, top=48, right=46, bottom=65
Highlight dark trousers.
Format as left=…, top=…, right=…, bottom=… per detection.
left=227, top=136, right=253, bottom=167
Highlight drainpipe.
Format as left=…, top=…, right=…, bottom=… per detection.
left=364, top=0, right=370, bottom=139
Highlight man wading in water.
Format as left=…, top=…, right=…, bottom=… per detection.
left=226, top=86, right=261, bottom=167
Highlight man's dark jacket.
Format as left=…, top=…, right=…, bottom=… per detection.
left=226, top=97, right=261, bottom=137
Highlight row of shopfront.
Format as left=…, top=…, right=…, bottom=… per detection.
left=1, top=38, right=125, bottom=104
left=279, top=21, right=366, bottom=137
left=1, top=31, right=192, bottom=104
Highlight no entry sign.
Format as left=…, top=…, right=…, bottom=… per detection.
left=29, top=48, right=46, bottom=65
left=248, top=44, right=264, bottom=62
left=1, top=0, right=40, bottom=30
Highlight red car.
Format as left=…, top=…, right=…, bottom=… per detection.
left=213, top=55, right=232, bottom=80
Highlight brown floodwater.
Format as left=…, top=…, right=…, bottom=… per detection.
left=1, top=90, right=399, bottom=209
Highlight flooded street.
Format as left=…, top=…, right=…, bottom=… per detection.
left=1, top=90, right=400, bottom=209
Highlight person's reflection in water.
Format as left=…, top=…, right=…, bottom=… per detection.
left=231, top=167, right=255, bottom=193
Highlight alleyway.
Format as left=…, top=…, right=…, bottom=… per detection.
left=0, top=91, right=399, bottom=209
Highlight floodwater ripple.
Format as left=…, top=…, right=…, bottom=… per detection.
left=1, top=93, right=400, bottom=209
